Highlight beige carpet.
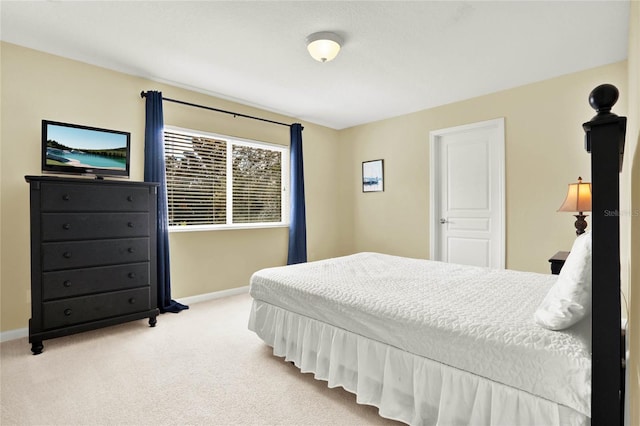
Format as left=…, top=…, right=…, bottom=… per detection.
left=0, top=292, right=400, bottom=425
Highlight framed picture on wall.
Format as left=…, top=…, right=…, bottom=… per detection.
left=362, top=159, right=384, bottom=192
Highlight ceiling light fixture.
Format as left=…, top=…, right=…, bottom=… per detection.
left=306, top=31, right=342, bottom=63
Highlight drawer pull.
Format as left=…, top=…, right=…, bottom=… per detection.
left=64, top=308, right=72, bottom=316
left=127, top=195, right=134, bottom=202
left=128, top=272, right=136, bottom=279
left=127, top=247, right=135, bottom=254
left=62, top=223, right=71, bottom=230
left=63, top=252, right=72, bottom=259
left=63, top=280, right=72, bottom=288
left=62, top=194, right=70, bottom=201
left=127, top=222, right=135, bottom=228
left=128, top=298, right=136, bottom=304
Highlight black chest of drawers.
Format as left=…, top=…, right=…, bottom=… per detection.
left=26, top=176, right=160, bottom=354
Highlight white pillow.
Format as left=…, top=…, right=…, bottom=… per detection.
left=534, top=231, right=592, bottom=330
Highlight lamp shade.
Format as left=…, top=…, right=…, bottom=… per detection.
left=558, top=177, right=592, bottom=213
left=306, top=32, right=342, bottom=62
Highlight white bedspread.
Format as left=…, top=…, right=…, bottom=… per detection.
left=249, top=252, right=591, bottom=417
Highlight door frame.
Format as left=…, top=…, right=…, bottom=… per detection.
left=429, top=118, right=506, bottom=268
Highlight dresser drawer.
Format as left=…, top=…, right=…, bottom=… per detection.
left=42, top=263, right=150, bottom=300
left=42, top=287, right=151, bottom=329
left=41, top=212, right=149, bottom=241
left=40, top=183, right=150, bottom=212
left=42, top=238, right=149, bottom=271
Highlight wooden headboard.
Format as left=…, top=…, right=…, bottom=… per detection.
left=583, top=83, right=626, bottom=425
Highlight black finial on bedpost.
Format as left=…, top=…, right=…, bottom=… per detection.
left=589, top=84, right=619, bottom=118
left=583, top=84, right=626, bottom=166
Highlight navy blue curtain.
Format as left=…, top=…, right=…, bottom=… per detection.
left=287, top=123, right=307, bottom=264
left=144, top=91, right=188, bottom=313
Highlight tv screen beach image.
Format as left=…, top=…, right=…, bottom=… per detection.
left=45, top=123, right=128, bottom=171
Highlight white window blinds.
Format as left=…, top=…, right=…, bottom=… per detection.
left=164, top=128, right=288, bottom=229
left=232, top=145, right=282, bottom=223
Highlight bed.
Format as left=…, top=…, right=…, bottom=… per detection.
left=248, top=84, right=626, bottom=425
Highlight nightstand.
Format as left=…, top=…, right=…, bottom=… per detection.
left=548, top=251, right=570, bottom=275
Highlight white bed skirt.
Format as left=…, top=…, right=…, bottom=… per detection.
left=249, top=299, right=588, bottom=426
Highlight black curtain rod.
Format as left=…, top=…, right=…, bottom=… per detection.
left=140, top=91, right=297, bottom=129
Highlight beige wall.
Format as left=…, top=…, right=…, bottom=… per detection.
left=341, top=62, right=628, bottom=273
left=626, top=2, right=639, bottom=424
left=0, top=41, right=629, bottom=326
left=0, top=42, right=344, bottom=331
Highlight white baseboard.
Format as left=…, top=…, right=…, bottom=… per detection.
left=1, top=327, right=28, bottom=343
left=0, top=286, right=250, bottom=343
left=176, top=286, right=249, bottom=305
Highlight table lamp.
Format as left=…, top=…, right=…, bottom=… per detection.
left=558, top=176, right=592, bottom=235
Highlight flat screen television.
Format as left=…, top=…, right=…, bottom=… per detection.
left=42, top=120, right=131, bottom=178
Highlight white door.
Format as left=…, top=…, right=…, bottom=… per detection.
left=429, top=118, right=505, bottom=268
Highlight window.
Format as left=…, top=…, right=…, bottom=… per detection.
left=164, top=127, right=289, bottom=231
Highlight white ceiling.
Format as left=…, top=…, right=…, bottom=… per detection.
left=0, top=1, right=630, bottom=130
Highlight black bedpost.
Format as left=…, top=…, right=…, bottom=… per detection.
left=583, top=84, right=626, bottom=425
